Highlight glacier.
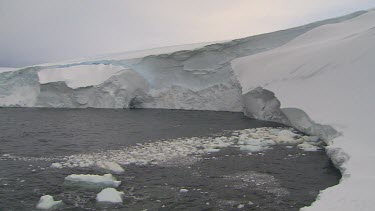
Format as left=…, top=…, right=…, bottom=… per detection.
left=1, top=8, right=374, bottom=211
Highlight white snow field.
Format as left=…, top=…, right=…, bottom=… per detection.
left=232, top=10, right=375, bottom=211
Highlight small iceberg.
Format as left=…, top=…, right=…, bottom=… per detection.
left=297, top=142, right=321, bottom=152
left=239, top=145, right=264, bottom=152
left=36, top=195, right=63, bottom=210
left=65, top=173, right=121, bottom=187
left=205, top=148, right=221, bottom=153
left=274, top=130, right=303, bottom=145
left=96, top=188, right=124, bottom=203
left=96, top=161, right=125, bottom=173
left=50, top=163, right=62, bottom=169
left=179, top=188, right=189, bottom=193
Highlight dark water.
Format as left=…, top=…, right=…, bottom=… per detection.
left=0, top=108, right=340, bottom=211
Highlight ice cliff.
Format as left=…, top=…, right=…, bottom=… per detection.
left=0, top=10, right=366, bottom=111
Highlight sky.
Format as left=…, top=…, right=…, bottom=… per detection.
left=0, top=0, right=374, bottom=67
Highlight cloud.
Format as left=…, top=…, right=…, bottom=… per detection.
left=0, top=0, right=374, bottom=67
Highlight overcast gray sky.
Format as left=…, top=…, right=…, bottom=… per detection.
left=0, top=0, right=374, bottom=67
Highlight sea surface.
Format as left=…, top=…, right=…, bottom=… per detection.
left=0, top=108, right=340, bottom=210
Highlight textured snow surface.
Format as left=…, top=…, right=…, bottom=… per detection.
left=36, top=195, right=63, bottom=210
left=0, top=10, right=365, bottom=111
left=96, top=188, right=124, bottom=203
left=232, top=10, right=375, bottom=211
left=64, top=174, right=121, bottom=188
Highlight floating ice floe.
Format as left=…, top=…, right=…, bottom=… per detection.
left=237, top=204, right=245, bottom=209
left=36, top=195, right=63, bottom=210
left=95, top=161, right=124, bottom=173
left=179, top=188, right=189, bottom=193
left=50, top=163, right=62, bottom=168
left=64, top=174, right=121, bottom=187
left=96, top=188, right=124, bottom=203
left=297, top=143, right=321, bottom=152
left=205, top=148, right=221, bottom=153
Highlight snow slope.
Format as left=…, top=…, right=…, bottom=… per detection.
left=232, top=10, right=375, bottom=211
left=0, top=10, right=366, bottom=110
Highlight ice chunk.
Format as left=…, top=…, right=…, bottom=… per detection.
left=274, top=130, right=303, bottom=145
left=179, top=188, right=189, bottom=193
left=278, top=130, right=299, bottom=138
left=36, top=195, right=63, bottom=210
left=65, top=174, right=121, bottom=187
left=96, top=161, right=124, bottom=173
left=205, top=148, right=220, bottom=153
left=297, top=143, right=321, bottom=152
left=50, top=163, right=62, bottom=168
left=237, top=204, right=245, bottom=209
left=96, top=188, right=124, bottom=203
left=239, top=145, right=264, bottom=152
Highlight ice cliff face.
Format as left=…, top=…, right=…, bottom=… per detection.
left=0, top=11, right=366, bottom=111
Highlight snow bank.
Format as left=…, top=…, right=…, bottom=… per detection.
left=232, top=10, right=375, bottom=211
left=96, top=188, right=124, bottom=203
left=36, top=195, right=63, bottom=210
left=64, top=174, right=121, bottom=187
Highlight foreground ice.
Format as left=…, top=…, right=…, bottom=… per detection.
left=232, top=9, right=375, bottom=211
left=64, top=174, right=121, bottom=188
left=96, top=188, right=124, bottom=203
left=36, top=195, right=63, bottom=210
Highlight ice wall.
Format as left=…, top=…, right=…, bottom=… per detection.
left=0, top=11, right=366, bottom=110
